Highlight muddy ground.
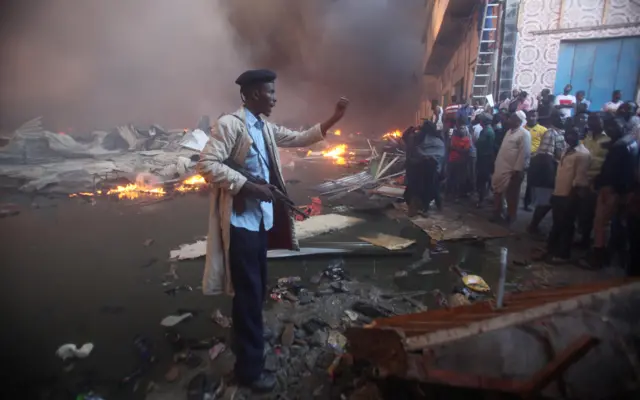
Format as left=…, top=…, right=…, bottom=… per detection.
left=0, top=163, right=618, bottom=399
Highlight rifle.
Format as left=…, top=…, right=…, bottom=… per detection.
left=224, top=159, right=309, bottom=220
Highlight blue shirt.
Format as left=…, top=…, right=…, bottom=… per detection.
left=230, top=109, right=273, bottom=232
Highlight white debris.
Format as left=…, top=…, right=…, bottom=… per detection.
left=160, top=312, right=193, bottom=327
left=179, top=129, right=209, bottom=152
left=296, top=214, right=364, bottom=240
left=56, top=343, right=94, bottom=360
left=169, top=214, right=364, bottom=261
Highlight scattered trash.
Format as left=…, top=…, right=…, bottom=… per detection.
left=143, top=238, right=154, bottom=247
left=281, top=323, right=295, bottom=347
left=328, top=331, right=347, bottom=352
left=208, top=342, right=226, bottom=361
left=417, top=269, right=439, bottom=276
left=211, top=309, right=231, bottom=328
left=453, top=286, right=481, bottom=301
left=332, top=205, right=350, bottom=213
left=56, top=343, right=94, bottom=360
left=451, top=265, right=491, bottom=293
left=324, top=259, right=348, bottom=281
left=344, top=310, right=358, bottom=321
left=160, top=313, right=193, bottom=327
left=358, top=233, right=415, bottom=250
left=277, top=276, right=302, bottom=285
left=164, top=284, right=193, bottom=296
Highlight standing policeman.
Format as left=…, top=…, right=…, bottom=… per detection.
left=198, top=69, right=349, bottom=392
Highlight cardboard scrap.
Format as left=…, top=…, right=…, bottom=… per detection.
left=411, top=211, right=510, bottom=241
left=358, top=233, right=415, bottom=251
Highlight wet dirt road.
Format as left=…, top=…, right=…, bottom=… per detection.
left=0, top=165, right=510, bottom=398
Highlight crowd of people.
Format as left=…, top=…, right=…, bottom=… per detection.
left=403, top=86, right=640, bottom=275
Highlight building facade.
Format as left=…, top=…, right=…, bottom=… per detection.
left=416, top=0, right=485, bottom=124
left=513, top=0, right=640, bottom=109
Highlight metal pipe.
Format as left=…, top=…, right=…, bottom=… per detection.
left=496, top=247, right=508, bottom=309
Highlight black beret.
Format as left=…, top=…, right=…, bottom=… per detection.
left=235, top=69, right=277, bottom=87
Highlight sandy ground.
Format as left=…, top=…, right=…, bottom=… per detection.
left=0, top=163, right=620, bottom=399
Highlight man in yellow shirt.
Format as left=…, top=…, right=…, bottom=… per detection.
left=577, top=113, right=610, bottom=247
left=523, top=110, right=548, bottom=210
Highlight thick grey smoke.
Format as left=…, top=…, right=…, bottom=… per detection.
left=0, top=0, right=423, bottom=134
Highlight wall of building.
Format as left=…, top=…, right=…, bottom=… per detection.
left=513, top=0, right=640, bottom=99
left=417, top=12, right=480, bottom=124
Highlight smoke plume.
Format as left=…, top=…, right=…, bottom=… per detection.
left=0, top=0, right=423, bottom=135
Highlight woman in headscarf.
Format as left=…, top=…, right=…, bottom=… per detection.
left=491, top=110, right=532, bottom=225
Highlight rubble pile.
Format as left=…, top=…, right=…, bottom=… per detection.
left=141, top=260, right=427, bottom=400
left=0, top=117, right=206, bottom=195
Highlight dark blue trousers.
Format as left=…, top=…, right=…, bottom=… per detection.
left=229, top=223, right=268, bottom=384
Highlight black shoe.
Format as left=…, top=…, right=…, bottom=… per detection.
left=246, top=372, right=276, bottom=393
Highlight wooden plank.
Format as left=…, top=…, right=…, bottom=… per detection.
left=518, top=335, right=600, bottom=398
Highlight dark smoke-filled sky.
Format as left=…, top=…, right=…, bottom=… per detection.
left=0, top=0, right=423, bottom=135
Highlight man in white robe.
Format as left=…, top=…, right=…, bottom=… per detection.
left=491, top=110, right=531, bottom=224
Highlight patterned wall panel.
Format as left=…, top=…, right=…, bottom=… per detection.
left=513, top=0, right=640, bottom=98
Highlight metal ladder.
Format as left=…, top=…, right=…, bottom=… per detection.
left=471, top=0, right=501, bottom=104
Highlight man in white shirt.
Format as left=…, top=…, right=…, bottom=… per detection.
left=546, top=121, right=590, bottom=262
left=554, top=84, right=576, bottom=120
left=602, top=90, right=623, bottom=114
left=431, top=99, right=443, bottom=131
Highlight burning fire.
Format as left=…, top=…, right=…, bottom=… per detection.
left=322, top=144, right=347, bottom=165
left=69, top=191, right=100, bottom=198
left=107, top=184, right=166, bottom=200
left=382, top=130, right=402, bottom=140
left=68, top=175, right=208, bottom=200
left=175, top=175, right=207, bottom=192
left=333, top=129, right=341, bottom=136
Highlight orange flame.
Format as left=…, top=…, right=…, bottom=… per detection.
left=106, top=184, right=166, bottom=200
left=68, top=175, right=208, bottom=199
left=322, top=144, right=347, bottom=165
left=175, top=174, right=207, bottom=192
left=333, top=129, right=341, bottom=136
left=382, top=130, right=402, bottom=140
